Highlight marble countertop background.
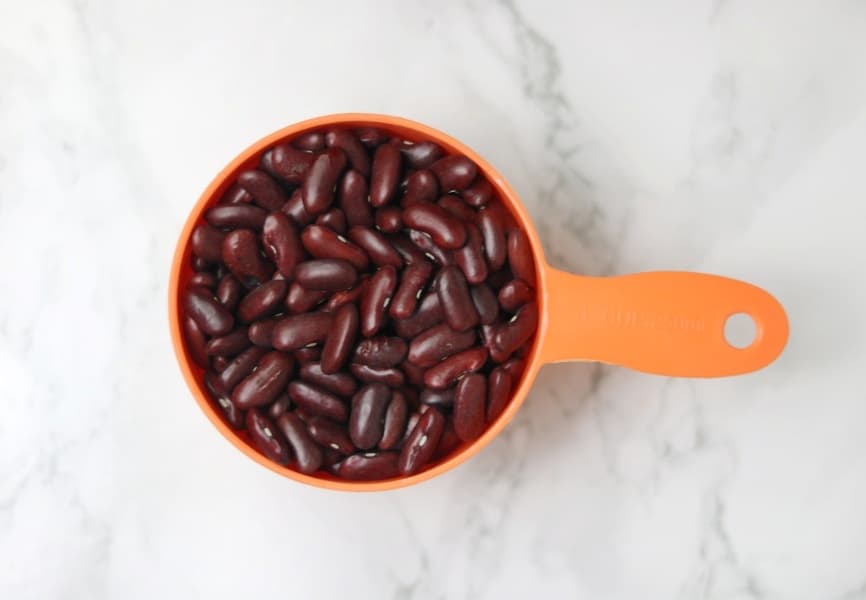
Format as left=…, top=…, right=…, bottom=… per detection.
left=3, top=1, right=866, bottom=598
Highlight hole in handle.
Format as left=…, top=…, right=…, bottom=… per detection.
left=724, top=313, right=757, bottom=349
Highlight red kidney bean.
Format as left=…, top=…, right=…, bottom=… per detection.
left=248, top=317, right=278, bottom=347
left=401, top=360, right=426, bottom=386
left=237, top=279, right=288, bottom=323
left=192, top=255, right=211, bottom=272
left=301, top=224, right=368, bottom=270
left=434, top=420, right=462, bottom=460
left=287, top=381, right=348, bottom=421
left=305, top=415, right=355, bottom=454
left=222, top=183, right=252, bottom=205
left=470, top=284, right=498, bottom=325
left=324, top=277, right=367, bottom=312
left=389, top=234, right=427, bottom=265
left=213, top=346, right=267, bottom=394
left=424, top=346, right=488, bottom=389
left=360, top=265, right=397, bottom=337
left=401, top=141, right=444, bottom=169
left=184, top=285, right=234, bottom=336
left=482, top=324, right=511, bottom=363
left=348, top=226, right=402, bottom=268
left=349, top=383, right=391, bottom=449
left=206, top=328, right=251, bottom=357
left=436, top=266, right=479, bottom=332
left=398, top=407, right=445, bottom=475
left=462, top=177, right=493, bottom=207
left=477, top=205, right=507, bottom=271
left=315, top=208, right=347, bottom=234
left=237, top=169, right=288, bottom=212
left=507, top=229, right=536, bottom=284
left=326, top=129, right=370, bottom=176
left=262, top=212, right=303, bottom=277
left=216, top=274, right=242, bottom=311
left=205, top=373, right=246, bottom=429
left=191, top=223, right=226, bottom=263
left=183, top=316, right=209, bottom=367
left=403, top=203, right=466, bottom=249
left=389, top=262, right=433, bottom=319
left=401, top=169, right=439, bottom=206
left=350, top=363, right=406, bottom=388
left=294, top=259, right=357, bottom=291
left=355, top=127, right=389, bottom=148
left=189, top=272, right=217, bottom=289
left=338, top=170, right=373, bottom=228
left=261, top=143, right=316, bottom=185
left=494, top=302, right=537, bottom=356
left=337, top=452, right=399, bottom=480
left=353, top=336, right=408, bottom=369
left=500, top=357, right=525, bottom=381
left=408, top=229, right=453, bottom=266
left=246, top=408, right=290, bottom=465
left=454, top=223, right=488, bottom=284
left=281, top=189, right=315, bottom=226
left=394, top=291, right=444, bottom=338
left=408, top=323, right=476, bottom=367
left=321, top=303, right=358, bottom=374
left=302, top=147, right=347, bottom=215
left=420, top=387, right=455, bottom=408
left=272, top=312, right=333, bottom=351
left=299, top=362, right=358, bottom=397
left=369, top=143, right=401, bottom=207
left=379, top=390, right=408, bottom=450
left=232, top=351, right=294, bottom=409
left=498, top=279, right=533, bottom=312
left=294, top=346, right=322, bottom=363
left=292, top=130, right=326, bottom=152
left=268, top=393, right=292, bottom=420
left=453, top=373, right=486, bottom=442
left=285, top=282, right=328, bottom=313
left=430, top=155, right=477, bottom=191
left=486, top=367, right=512, bottom=422
left=222, top=229, right=273, bottom=286
left=277, top=413, right=323, bottom=474
left=375, top=206, right=403, bottom=234
left=438, top=194, right=476, bottom=221
left=206, top=204, right=268, bottom=230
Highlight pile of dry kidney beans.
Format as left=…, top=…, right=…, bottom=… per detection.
left=182, top=126, right=537, bottom=480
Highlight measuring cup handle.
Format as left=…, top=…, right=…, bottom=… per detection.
left=539, top=267, right=789, bottom=377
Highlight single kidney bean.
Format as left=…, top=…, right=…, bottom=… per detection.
left=213, top=346, right=267, bottom=395
left=375, top=206, right=403, bottom=234
left=287, top=381, right=348, bottom=422
left=389, top=262, right=433, bottom=319
left=454, top=223, right=488, bottom=284
left=277, top=413, right=323, bottom=474
left=294, top=346, right=322, bottom=363
left=420, top=387, right=455, bottom=408
left=294, top=259, right=357, bottom=291
left=453, top=373, right=486, bottom=442
left=205, top=374, right=246, bottom=429
left=237, top=169, right=288, bottom=212
left=246, top=408, right=290, bottom=465
left=349, top=383, right=391, bottom=449
left=403, top=203, right=467, bottom=249
left=301, top=224, right=368, bottom=270
left=348, top=226, right=402, bottom=268
left=299, top=362, right=358, bottom=397
left=315, top=208, right=347, bottom=235
left=408, top=323, right=476, bottom=367
left=470, top=284, right=498, bottom=325
left=434, top=420, right=462, bottom=460
left=281, top=189, right=315, bottom=226
left=337, top=452, right=399, bottom=480
left=438, top=194, right=476, bottom=222
left=189, top=271, right=217, bottom=289
left=353, top=336, right=408, bottom=369
left=401, top=169, right=439, bottom=206
left=507, top=229, right=536, bottom=284
left=222, top=183, right=252, bottom=205
left=498, top=279, right=533, bottom=312
left=338, top=170, right=373, bottom=228
left=272, top=312, right=333, bottom=351
left=477, top=205, right=507, bottom=271
left=292, top=130, right=326, bottom=152
left=325, top=129, right=370, bottom=176
left=261, top=143, right=316, bottom=184
left=482, top=324, right=511, bottom=363
left=191, top=223, right=226, bottom=263
left=401, top=141, right=444, bottom=169
left=486, top=367, right=512, bottom=422
left=216, top=274, right=242, bottom=311
left=369, top=143, right=401, bottom=207
left=305, top=415, right=355, bottom=454
left=183, top=316, right=209, bottom=368
left=321, top=303, right=358, bottom=374
left=408, top=229, right=453, bottom=266
left=232, top=351, right=294, bottom=409
left=221, top=229, right=273, bottom=286
left=285, top=282, right=328, bottom=313
left=206, top=204, right=268, bottom=230
left=206, top=328, right=251, bottom=357
left=430, top=155, right=477, bottom=191
left=401, top=360, right=426, bottom=386
left=424, top=346, right=488, bottom=389
left=302, top=147, right=347, bottom=215
left=323, top=277, right=367, bottom=312
left=389, top=234, right=427, bottom=265
left=237, top=279, right=288, bottom=323
left=192, top=255, right=211, bottom=272
left=436, top=266, right=479, bottom=332
left=184, top=286, right=234, bottom=336
left=268, top=393, right=292, bottom=420
left=393, top=291, right=444, bottom=338
left=350, top=363, right=405, bottom=388
left=462, top=177, right=493, bottom=207
left=262, top=212, right=303, bottom=277
left=360, top=265, right=398, bottom=337
left=398, top=407, right=445, bottom=475
left=494, top=302, right=537, bottom=356
left=379, top=390, right=408, bottom=450
left=500, top=357, right=525, bottom=381
left=355, top=127, right=389, bottom=148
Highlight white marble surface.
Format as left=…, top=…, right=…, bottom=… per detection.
left=3, top=0, right=866, bottom=598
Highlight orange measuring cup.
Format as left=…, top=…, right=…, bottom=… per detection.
left=169, top=113, right=789, bottom=491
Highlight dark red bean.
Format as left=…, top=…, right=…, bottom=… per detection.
left=183, top=316, right=209, bottom=368
left=184, top=285, right=234, bottom=336
left=408, top=323, right=476, bottom=367
left=434, top=420, right=462, bottom=460
left=349, top=383, right=391, bottom=450
left=407, top=229, right=453, bottom=266
left=394, top=291, right=444, bottom=339
left=301, top=224, right=368, bottom=270
left=323, top=278, right=367, bottom=312
left=430, top=155, right=477, bottom=191
left=477, top=205, right=507, bottom=271
left=438, top=195, right=476, bottom=221
left=403, top=203, right=466, bottom=249
left=325, top=129, right=370, bottom=176
left=221, top=229, right=273, bottom=286
left=501, top=357, right=525, bottom=381
left=486, top=367, right=512, bottom=422
left=232, top=351, right=294, bottom=409
left=287, top=381, right=348, bottom=421
left=402, top=360, right=426, bottom=386
left=191, top=255, right=211, bottom=272
left=221, top=183, right=252, bottom=205
left=305, top=415, right=355, bottom=454
left=494, top=302, right=537, bottom=356
left=246, top=409, right=290, bottom=465
left=462, top=177, right=493, bottom=207
left=206, top=204, right=268, bottom=230
left=315, top=208, right=347, bottom=235
left=369, top=143, right=401, bottom=207
left=321, top=304, right=358, bottom=374
left=353, top=337, right=408, bottom=369
left=248, top=317, right=278, bottom=347
left=498, top=279, right=533, bottom=312
left=375, top=206, right=403, bottom=233
left=213, top=346, right=267, bottom=394
left=262, top=212, right=303, bottom=277
left=206, top=328, right=251, bottom=357
left=281, top=189, right=315, bottom=226
left=401, top=141, right=444, bottom=169
left=337, top=452, right=399, bottom=480
left=277, top=413, right=323, bottom=474
left=216, top=274, right=242, bottom=311
left=261, top=143, right=316, bottom=185
left=191, top=223, right=226, bottom=263
left=299, top=362, right=358, bottom=397
left=470, top=284, right=498, bottom=325
left=389, top=262, right=433, bottom=320
left=419, top=387, right=455, bottom=408
left=350, top=364, right=405, bottom=388
left=302, top=147, right=347, bottom=215
left=424, top=346, right=488, bottom=389
left=292, top=130, right=326, bottom=152
left=268, top=393, right=292, bottom=420
left=272, top=312, right=333, bottom=351
left=189, top=272, right=217, bottom=289
left=285, top=282, right=328, bottom=313
left=212, top=355, right=230, bottom=372
left=355, top=127, right=390, bottom=148
left=237, top=279, right=288, bottom=323
left=401, top=169, right=439, bottom=206
left=359, top=265, right=398, bottom=337
left=205, top=373, right=245, bottom=428
left=237, top=169, right=289, bottom=211
left=347, top=226, right=402, bottom=268
left=379, top=390, right=408, bottom=450
left=507, top=229, right=536, bottom=284
left=294, top=259, right=357, bottom=291
left=454, top=223, right=488, bottom=284
left=453, top=374, right=486, bottom=442
left=338, top=170, right=373, bottom=228
left=389, top=234, right=427, bottom=265
left=436, top=266, right=478, bottom=332
left=398, top=407, right=445, bottom=475
left=293, top=346, right=322, bottom=363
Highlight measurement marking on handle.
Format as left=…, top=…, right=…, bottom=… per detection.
left=577, top=305, right=706, bottom=332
